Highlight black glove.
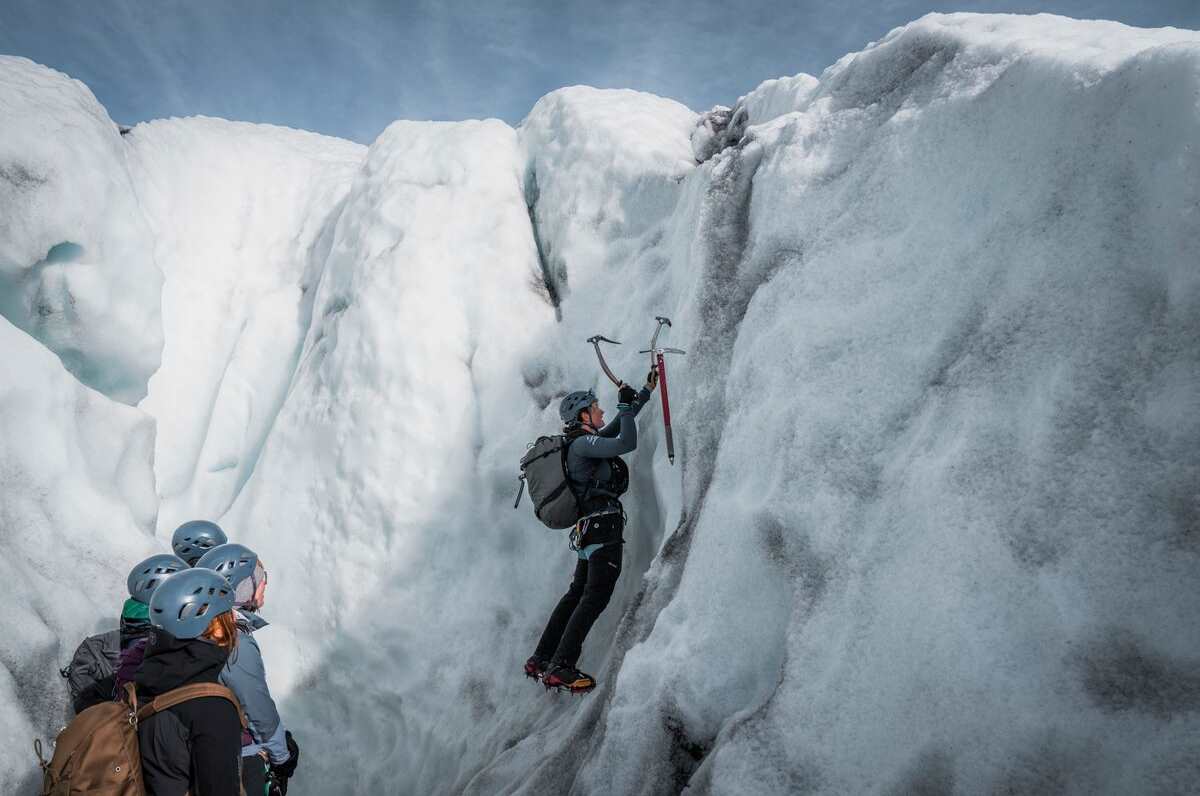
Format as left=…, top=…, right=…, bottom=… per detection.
left=646, top=367, right=659, bottom=390
left=285, top=730, right=300, bottom=771
left=270, top=731, right=300, bottom=790
left=617, top=384, right=638, bottom=405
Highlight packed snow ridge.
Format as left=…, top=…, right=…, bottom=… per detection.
left=3, top=12, right=1199, bottom=794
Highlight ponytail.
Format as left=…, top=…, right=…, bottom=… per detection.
left=201, top=610, right=239, bottom=652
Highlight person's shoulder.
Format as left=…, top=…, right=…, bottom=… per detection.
left=140, top=703, right=190, bottom=746
left=234, top=627, right=260, bottom=655
left=224, top=631, right=264, bottom=675
left=176, top=693, right=241, bottom=728
left=569, top=432, right=603, bottom=447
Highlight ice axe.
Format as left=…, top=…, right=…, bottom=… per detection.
left=587, top=334, right=624, bottom=387
left=639, top=316, right=685, bottom=465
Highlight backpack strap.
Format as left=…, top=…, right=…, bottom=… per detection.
left=561, top=430, right=622, bottom=503
left=136, top=683, right=248, bottom=730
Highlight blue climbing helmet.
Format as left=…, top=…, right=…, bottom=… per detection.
left=171, top=520, right=228, bottom=566
left=195, top=543, right=258, bottom=591
left=126, top=553, right=188, bottom=605
left=559, top=389, right=597, bottom=426
left=148, top=567, right=235, bottom=639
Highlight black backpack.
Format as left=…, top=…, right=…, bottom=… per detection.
left=60, top=629, right=121, bottom=714
left=514, top=433, right=584, bottom=529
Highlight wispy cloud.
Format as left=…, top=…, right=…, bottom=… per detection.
left=0, top=0, right=1195, bottom=142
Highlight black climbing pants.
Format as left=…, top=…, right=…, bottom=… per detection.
left=242, top=754, right=268, bottom=796
left=535, top=542, right=623, bottom=667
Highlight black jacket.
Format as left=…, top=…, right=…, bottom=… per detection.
left=134, top=630, right=242, bottom=796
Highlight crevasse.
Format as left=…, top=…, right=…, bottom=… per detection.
left=1, top=12, right=1199, bottom=795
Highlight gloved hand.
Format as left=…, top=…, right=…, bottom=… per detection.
left=645, top=367, right=659, bottom=390
left=285, top=730, right=300, bottom=771
left=269, top=731, right=300, bottom=792
left=618, top=383, right=638, bottom=405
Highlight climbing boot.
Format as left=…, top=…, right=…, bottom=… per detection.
left=543, top=662, right=596, bottom=694
left=524, top=655, right=549, bottom=681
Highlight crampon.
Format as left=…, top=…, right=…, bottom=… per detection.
left=524, top=655, right=549, bottom=682
left=543, top=663, right=596, bottom=694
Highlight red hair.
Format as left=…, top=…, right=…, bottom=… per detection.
left=201, top=610, right=239, bottom=652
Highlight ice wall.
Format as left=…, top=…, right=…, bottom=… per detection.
left=0, top=56, right=161, bottom=403
left=219, top=117, right=568, bottom=792
left=126, top=118, right=364, bottom=532
left=0, top=60, right=162, bottom=787
left=520, top=86, right=697, bottom=309
left=2, top=11, right=1199, bottom=796
left=539, top=14, right=1200, bottom=795
left=0, top=318, right=157, bottom=788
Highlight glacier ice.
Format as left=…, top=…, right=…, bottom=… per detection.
left=2, top=12, right=1200, bottom=795
left=0, top=317, right=157, bottom=790
left=126, top=116, right=365, bottom=533
left=0, top=56, right=162, bottom=404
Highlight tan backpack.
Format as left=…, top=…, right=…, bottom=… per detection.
left=35, top=682, right=246, bottom=795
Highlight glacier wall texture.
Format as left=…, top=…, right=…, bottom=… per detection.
left=0, top=57, right=161, bottom=403
left=1, top=12, right=1199, bottom=795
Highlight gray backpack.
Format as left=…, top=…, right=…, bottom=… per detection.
left=514, top=434, right=583, bottom=529
left=60, top=629, right=121, bottom=714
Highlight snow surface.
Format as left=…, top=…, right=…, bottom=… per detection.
left=2, top=12, right=1200, bottom=795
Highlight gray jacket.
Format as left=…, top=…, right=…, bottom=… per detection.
left=565, top=386, right=652, bottom=511
left=219, top=610, right=289, bottom=764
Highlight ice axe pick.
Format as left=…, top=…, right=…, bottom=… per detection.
left=639, top=316, right=685, bottom=465
left=587, top=334, right=624, bottom=387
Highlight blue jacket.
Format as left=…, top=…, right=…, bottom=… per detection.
left=219, top=611, right=289, bottom=764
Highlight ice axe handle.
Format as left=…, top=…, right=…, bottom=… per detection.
left=657, top=352, right=675, bottom=465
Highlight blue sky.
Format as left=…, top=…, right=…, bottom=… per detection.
left=2, top=0, right=1196, bottom=143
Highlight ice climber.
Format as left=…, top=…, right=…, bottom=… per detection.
left=197, top=543, right=301, bottom=795
left=171, top=519, right=229, bottom=566
left=136, top=567, right=243, bottom=796
left=527, top=371, right=657, bottom=693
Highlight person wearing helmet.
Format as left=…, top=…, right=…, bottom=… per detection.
left=113, top=553, right=188, bottom=695
left=197, top=543, right=300, bottom=795
left=529, top=370, right=658, bottom=693
left=135, top=567, right=242, bottom=796
left=171, top=520, right=228, bottom=566
left=62, top=552, right=188, bottom=714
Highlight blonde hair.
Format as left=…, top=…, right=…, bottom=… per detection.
left=201, top=610, right=239, bottom=652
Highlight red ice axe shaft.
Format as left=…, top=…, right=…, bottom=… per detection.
left=655, top=351, right=675, bottom=464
